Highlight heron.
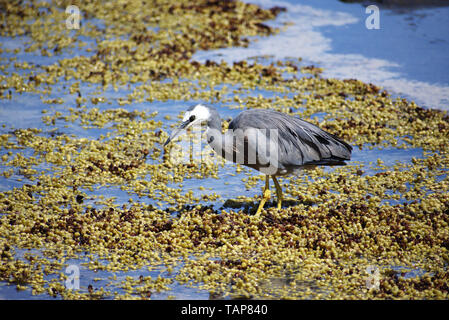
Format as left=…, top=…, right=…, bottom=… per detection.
left=164, top=103, right=352, bottom=216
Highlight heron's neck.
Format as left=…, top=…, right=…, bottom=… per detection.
left=207, top=115, right=221, bottom=131
left=205, top=117, right=225, bottom=150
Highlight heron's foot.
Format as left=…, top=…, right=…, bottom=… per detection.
left=255, top=189, right=271, bottom=216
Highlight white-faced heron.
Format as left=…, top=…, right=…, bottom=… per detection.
left=164, top=104, right=352, bottom=215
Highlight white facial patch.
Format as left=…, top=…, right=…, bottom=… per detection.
left=182, top=104, right=210, bottom=123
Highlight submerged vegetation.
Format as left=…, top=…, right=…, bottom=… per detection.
left=0, top=0, right=448, bottom=299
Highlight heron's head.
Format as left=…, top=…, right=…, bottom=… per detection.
left=164, top=104, right=214, bottom=146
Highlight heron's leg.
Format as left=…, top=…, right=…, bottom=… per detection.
left=272, top=176, right=283, bottom=210
left=255, top=175, right=271, bottom=216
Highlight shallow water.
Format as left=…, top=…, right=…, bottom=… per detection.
left=0, top=1, right=447, bottom=299
left=194, top=0, right=449, bottom=111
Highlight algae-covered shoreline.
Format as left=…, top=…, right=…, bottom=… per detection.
left=0, top=0, right=448, bottom=299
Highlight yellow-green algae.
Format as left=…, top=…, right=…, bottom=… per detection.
left=0, top=0, right=448, bottom=299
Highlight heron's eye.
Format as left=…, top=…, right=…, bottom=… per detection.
left=189, top=115, right=196, bottom=122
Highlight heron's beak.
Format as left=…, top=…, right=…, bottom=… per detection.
left=163, top=119, right=190, bottom=146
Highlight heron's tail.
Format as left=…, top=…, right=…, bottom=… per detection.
left=305, top=158, right=348, bottom=166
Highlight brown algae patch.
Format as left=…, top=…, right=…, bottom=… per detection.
left=0, top=0, right=449, bottom=299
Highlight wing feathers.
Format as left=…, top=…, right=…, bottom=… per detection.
left=228, top=109, right=352, bottom=168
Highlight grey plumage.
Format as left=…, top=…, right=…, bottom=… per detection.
left=226, top=108, right=352, bottom=175
left=164, top=103, right=352, bottom=214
